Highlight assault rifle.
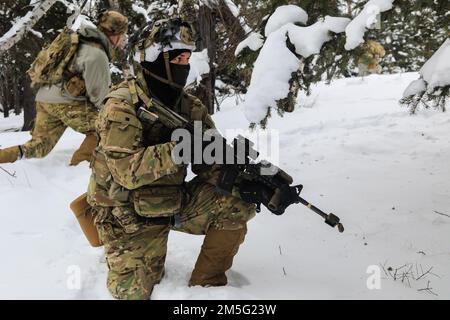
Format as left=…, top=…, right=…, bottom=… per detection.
left=137, top=95, right=345, bottom=233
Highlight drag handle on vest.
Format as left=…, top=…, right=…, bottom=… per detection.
left=70, top=193, right=102, bottom=247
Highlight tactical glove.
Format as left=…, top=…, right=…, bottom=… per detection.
left=238, top=180, right=300, bottom=215
left=238, top=180, right=274, bottom=210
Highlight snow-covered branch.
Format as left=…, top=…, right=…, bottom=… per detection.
left=401, top=39, right=450, bottom=113
left=264, top=5, right=308, bottom=37
left=344, top=0, right=394, bottom=50
left=187, top=49, right=210, bottom=86
left=0, top=0, right=59, bottom=52
left=242, top=5, right=350, bottom=123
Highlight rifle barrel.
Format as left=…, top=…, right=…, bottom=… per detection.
left=297, top=197, right=327, bottom=219
left=297, top=196, right=344, bottom=233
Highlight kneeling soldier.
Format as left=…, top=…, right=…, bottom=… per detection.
left=86, top=18, right=256, bottom=300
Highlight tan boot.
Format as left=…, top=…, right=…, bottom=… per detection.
left=189, top=226, right=247, bottom=287
left=70, top=132, right=98, bottom=166
left=70, top=193, right=102, bottom=247
left=0, top=146, right=20, bottom=164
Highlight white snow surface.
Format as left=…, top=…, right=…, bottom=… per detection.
left=420, top=39, right=450, bottom=90
left=345, top=0, right=395, bottom=50
left=0, top=112, right=23, bottom=132
left=1, top=73, right=450, bottom=300
left=235, top=32, right=264, bottom=56
left=243, top=16, right=350, bottom=123
left=224, top=0, right=240, bottom=18
left=286, top=17, right=350, bottom=58
left=132, top=4, right=150, bottom=22
left=403, top=79, right=427, bottom=98
left=71, top=15, right=97, bottom=32
left=187, top=49, right=210, bottom=86
left=264, top=5, right=308, bottom=37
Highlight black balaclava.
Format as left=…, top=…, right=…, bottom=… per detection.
left=141, top=49, right=191, bottom=108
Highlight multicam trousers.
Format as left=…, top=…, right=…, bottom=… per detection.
left=95, top=179, right=256, bottom=300
left=358, top=63, right=382, bottom=77
left=21, top=101, right=97, bottom=158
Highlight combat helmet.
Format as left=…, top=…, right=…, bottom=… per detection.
left=97, top=10, right=129, bottom=36
left=125, top=18, right=197, bottom=109
left=132, top=18, right=196, bottom=63
left=131, top=18, right=196, bottom=88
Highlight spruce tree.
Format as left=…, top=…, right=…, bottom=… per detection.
left=368, top=0, right=449, bottom=73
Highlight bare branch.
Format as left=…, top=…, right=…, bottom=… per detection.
left=0, top=166, right=17, bottom=178
left=418, top=281, right=438, bottom=296
left=416, top=267, right=434, bottom=281
left=434, top=210, right=450, bottom=218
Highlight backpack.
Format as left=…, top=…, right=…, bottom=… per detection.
left=27, top=27, right=80, bottom=89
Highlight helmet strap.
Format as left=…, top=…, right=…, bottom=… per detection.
left=142, top=67, right=184, bottom=90
left=163, top=52, right=173, bottom=83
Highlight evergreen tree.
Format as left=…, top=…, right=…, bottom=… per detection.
left=231, top=0, right=350, bottom=127
left=368, top=0, right=449, bottom=73
left=400, top=38, right=449, bottom=114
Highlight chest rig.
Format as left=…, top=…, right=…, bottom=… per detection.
left=127, top=78, right=194, bottom=147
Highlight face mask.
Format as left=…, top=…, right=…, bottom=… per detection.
left=170, top=64, right=190, bottom=87
left=142, top=56, right=191, bottom=108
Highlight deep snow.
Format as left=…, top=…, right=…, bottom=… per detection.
left=0, top=72, right=449, bottom=300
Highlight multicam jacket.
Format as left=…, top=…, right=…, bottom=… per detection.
left=87, top=78, right=216, bottom=219
left=35, top=26, right=113, bottom=108
left=358, top=40, right=386, bottom=70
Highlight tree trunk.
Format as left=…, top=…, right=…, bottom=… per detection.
left=196, top=5, right=217, bottom=115
left=2, top=64, right=12, bottom=118
left=13, top=69, right=21, bottom=115
left=22, top=79, right=36, bottom=132
left=215, top=0, right=247, bottom=75
left=217, top=0, right=246, bottom=42
left=0, top=62, right=7, bottom=118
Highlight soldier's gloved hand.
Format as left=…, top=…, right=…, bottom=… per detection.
left=238, top=180, right=274, bottom=208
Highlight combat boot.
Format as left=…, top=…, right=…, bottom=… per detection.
left=0, top=146, right=20, bottom=164
left=70, top=132, right=98, bottom=166
left=189, top=226, right=247, bottom=287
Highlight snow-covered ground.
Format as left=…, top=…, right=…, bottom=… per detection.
left=0, top=112, right=23, bottom=132
left=0, top=72, right=449, bottom=300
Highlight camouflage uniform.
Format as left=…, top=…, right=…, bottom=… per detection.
left=0, top=12, right=128, bottom=164
left=87, top=79, right=256, bottom=300
left=21, top=101, right=98, bottom=159
left=358, top=40, right=386, bottom=76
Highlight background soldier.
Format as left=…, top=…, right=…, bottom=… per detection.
left=86, top=19, right=256, bottom=300
left=0, top=11, right=128, bottom=166
left=358, top=39, right=386, bottom=77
